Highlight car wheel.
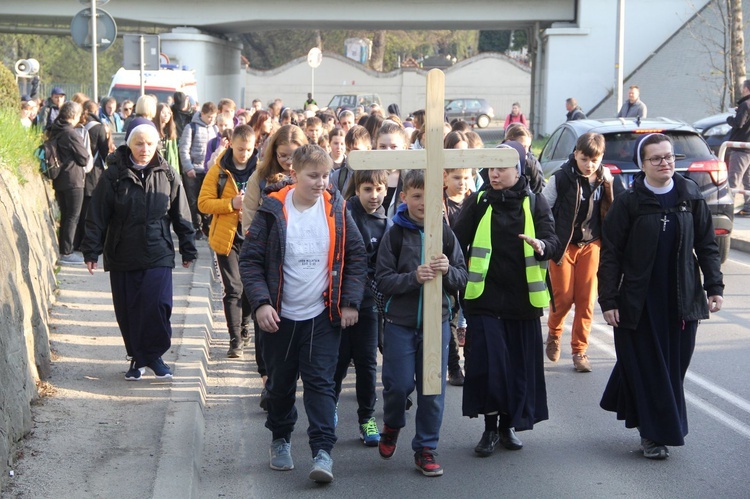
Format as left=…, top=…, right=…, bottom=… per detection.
left=477, top=114, right=491, bottom=129
left=717, top=234, right=731, bottom=264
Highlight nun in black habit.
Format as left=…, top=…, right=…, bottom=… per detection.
left=598, top=133, right=724, bottom=459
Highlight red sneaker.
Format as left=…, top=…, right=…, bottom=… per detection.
left=378, top=425, right=400, bottom=460
left=414, top=448, right=443, bottom=477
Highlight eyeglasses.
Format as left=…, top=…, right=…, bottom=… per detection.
left=276, top=152, right=293, bottom=163
left=645, top=154, right=675, bottom=166
left=123, top=107, right=133, bottom=112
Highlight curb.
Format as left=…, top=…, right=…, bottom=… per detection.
left=153, top=250, right=219, bottom=498
left=730, top=236, right=750, bottom=254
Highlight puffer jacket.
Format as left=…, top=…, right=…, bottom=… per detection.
left=598, top=172, right=724, bottom=329
left=239, top=180, right=367, bottom=327
left=375, top=203, right=468, bottom=328
left=198, top=148, right=256, bottom=256
left=81, top=145, right=197, bottom=271
left=178, top=112, right=217, bottom=174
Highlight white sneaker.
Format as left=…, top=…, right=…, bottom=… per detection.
left=59, top=253, right=85, bottom=265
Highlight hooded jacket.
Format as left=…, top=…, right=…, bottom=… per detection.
left=239, top=180, right=367, bottom=327
left=453, top=175, right=560, bottom=320
left=81, top=145, right=197, bottom=271
left=597, top=172, right=724, bottom=329
left=48, top=120, right=90, bottom=192
left=375, top=203, right=468, bottom=328
left=348, top=195, right=392, bottom=307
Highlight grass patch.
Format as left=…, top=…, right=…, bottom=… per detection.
left=532, top=136, right=549, bottom=158
left=0, top=110, right=43, bottom=185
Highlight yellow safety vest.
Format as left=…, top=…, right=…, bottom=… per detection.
left=464, top=192, right=549, bottom=307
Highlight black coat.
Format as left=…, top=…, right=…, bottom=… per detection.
left=48, top=120, right=90, bottom=192
left=453, top=176, right=560, bottom=320
left=81, top=146, right=197, bottom=271
left=727, top=94, right=750, bottom=142
left=597, top=172, right=724, bottom=329
left=84, top=115, right=111, bottom=197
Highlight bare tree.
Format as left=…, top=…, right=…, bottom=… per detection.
left=729, top=0, right=746, bottom=101
left=370, top=31, right=386, bottom=71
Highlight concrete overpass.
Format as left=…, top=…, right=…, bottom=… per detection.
left=0, top=0, right=576, bottom=32
left=0, top=0, right=711, bottom=134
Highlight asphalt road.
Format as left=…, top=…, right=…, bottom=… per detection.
left=197, top=249, right=750, bottom=499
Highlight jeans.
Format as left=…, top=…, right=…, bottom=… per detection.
left=262, top=310, right=340, bottom=457
left=55, top=188, right=84, bottom=255
left=381, top=320, right=449, bottom=452
left=333, top=305, right=379, bottom=423
left=216, top=236, right=252, bottom=339
left=182, top=171, right=207, bottom=232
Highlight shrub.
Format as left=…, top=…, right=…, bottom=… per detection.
left=0, top=110, right=41, bottom=185
left=0, top=63, right=20, bottom=113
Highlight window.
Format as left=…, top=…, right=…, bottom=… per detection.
left=551, top=128, right=576, bottom=161
left=540, top=128, right=563, bottom=163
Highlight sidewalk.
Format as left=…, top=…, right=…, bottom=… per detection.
left=730, top=215, right=750, bottom=254
left=3, top=239, right=218, bottom=498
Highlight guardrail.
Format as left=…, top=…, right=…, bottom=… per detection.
left=719, top=141, right=750, bottom=196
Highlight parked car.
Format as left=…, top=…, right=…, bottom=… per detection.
left=327, top=93, right=381, bottom=110
left=444, top=98, right=494, bottom=128
left=539, top=117, right=733, bottom=262
left=693, top=111, right=733, bottom=156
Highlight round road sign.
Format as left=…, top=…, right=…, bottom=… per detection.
left=71, top=8, right=117, bottom=52
left=307, top=47, right=322, bottom=69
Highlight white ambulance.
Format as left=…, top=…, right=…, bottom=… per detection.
left=107, top=67, right=198, bottom=105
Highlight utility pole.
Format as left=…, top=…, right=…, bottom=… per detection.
left=615, top=0, right=625, bottom=114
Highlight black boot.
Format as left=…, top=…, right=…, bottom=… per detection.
left=474, top=431, right=499, bottom=457
left=498, top=427, right=523, bottom=450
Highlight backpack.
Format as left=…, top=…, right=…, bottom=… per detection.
left=35, top=136, right=62, bottom=180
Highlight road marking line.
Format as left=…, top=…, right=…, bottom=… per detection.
left=588, top=325, right=750, bottom=439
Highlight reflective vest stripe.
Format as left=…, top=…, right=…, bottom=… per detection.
left=464, top=192, right=550, bottom=307
left=522, top=196, right=550, bottom=307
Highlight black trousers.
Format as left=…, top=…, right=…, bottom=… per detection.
left=110, top=267, right=173, bottom=368
left=216, top=236, right=252, bottom=338
left=55, top=188, right=84, bottom=255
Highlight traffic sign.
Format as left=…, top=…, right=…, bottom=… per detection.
left=70, top=8, right=117, bottom=52
left=307, top=47, right=322, bottom=69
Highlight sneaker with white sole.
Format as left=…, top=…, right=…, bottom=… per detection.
left=147, top=357, right=173, bottom=378
left=58, top=253, right=85, bottom=266
left=309, top=449, right=333, bottom=483
left=125, top=360, right=145, bottom=381
left=270, top=438, right=294, bottom=470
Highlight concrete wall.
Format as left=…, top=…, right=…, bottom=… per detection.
left=161, top=29, right=243, bottom=107
left=0, top=168, right=57, bottom=486
left=245, top=52, right=530, bottom=119
left=540, top=0, right=711, bottom=133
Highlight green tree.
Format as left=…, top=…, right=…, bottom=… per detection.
left=0, top=62, right=20, bottom=112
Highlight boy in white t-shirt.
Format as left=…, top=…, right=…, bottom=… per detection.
left=239, top=144, right=367, bottom=483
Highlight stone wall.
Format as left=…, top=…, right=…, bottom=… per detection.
left=0, top=167, right=58, bottom=486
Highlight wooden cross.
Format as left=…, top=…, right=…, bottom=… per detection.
left=348, top=69, right=518, bottom=395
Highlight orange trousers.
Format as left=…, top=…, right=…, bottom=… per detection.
left=547, top=240, right=601, bottom=355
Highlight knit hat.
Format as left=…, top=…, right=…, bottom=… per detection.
left=496, top=141, right=526, bottom=175
left=124, top=117, right=158, bottom=144
left=125, top=119, right=159, bottom=147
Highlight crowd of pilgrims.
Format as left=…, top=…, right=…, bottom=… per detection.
left=39, top=88, right=723, bottom=481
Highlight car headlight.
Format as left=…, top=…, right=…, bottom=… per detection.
left=704, top=123, right=731, bottom=137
